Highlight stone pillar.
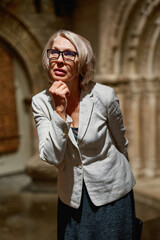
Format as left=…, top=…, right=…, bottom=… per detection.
left=131, top=93, right=143, bottom=175
left=128, top=81, right=144, bottom=177
left=142, top=91, right=159, bottom=177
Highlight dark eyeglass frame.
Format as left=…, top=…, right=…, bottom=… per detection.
left=47, top=49, right=78, bottom=62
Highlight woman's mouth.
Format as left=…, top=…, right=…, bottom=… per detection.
left=54, top=68, right=66, bottom=76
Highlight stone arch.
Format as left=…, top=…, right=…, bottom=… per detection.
left=0, top=6, right=46, bottom=175
left=98, top=0, right=160, bottom=78
left=97, top=0, right=160, bottom=177
left=0, top=6, right=45, bottom=94
left=115, top=0, right=160, bottom=177
left=136, top=8, right=160, bottom=77
left=110, top=0, right=139, bottom=75
left=97, top=0, right=139, bottom=76
left=118, top=0, right=160, bottom=77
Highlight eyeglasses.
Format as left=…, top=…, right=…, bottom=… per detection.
left=47, top=49, right=78, bottom=62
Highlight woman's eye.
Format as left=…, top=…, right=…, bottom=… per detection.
left=52, top=50, right=59, bottom=54
left=64, top=51, right=74, bottom=56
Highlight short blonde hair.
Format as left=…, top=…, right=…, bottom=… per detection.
left=42, top=30, right=95, bottom=86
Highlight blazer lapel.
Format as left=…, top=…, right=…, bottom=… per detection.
left=77, top=88, right=94, bottom=144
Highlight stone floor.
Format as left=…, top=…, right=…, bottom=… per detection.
left=0, top=173, right=160, bottom=240
left=134, top=177, right=160, bottom=240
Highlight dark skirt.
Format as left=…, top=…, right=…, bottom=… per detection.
left=58, top=182, right=137, bottom=240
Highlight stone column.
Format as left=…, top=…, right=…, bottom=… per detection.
left=128, top=81, right=144, bottom=177
left=142, top=91, right=159, bottom=177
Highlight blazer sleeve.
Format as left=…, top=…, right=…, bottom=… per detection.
left=32, top=95, right=72, bottom=166
left=107, top=89, right=129, bottom=160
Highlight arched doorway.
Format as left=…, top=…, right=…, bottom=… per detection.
left=0, top=7, right=45, bottom=175
left=0, top=40, right=33, bottom=175
left=96, top=0, right=160, bottom=177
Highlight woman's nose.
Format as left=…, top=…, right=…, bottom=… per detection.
left=57, top=52, right=64, bottom=62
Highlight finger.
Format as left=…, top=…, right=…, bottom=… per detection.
left=49, top=81, right=68, bottom=93
left=54, top=82, right=70, bottom=94
left=56, top=87, right=70, bottom=97
left=49, top=84, right=69, bottom=100
left=49, top=81, right=62, bottom=90
left=58, top=85, right=70, bottom=97
left=49, top=83, right=61, bottom=94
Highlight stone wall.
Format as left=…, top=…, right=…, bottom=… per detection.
left=0, top=0, right=160, bottom=178
left=95, top=0, right=160, bottom=177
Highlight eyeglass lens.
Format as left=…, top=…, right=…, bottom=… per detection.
left=47, top=49, right=76, bottom=61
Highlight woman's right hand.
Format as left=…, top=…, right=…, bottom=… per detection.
left=49, top=81, right=70, bottom=120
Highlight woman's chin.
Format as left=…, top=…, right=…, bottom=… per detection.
left=50, top=74, right=65, bottom=81
left=55, top=78, right=69, bottom=82
left=53, top=76, right=70, bottom=82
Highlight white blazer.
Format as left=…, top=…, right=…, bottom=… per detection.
left=32, top=81, right=136, bottom=209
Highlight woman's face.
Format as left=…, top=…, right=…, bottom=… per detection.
left=48, top=36, right=79, bottom=85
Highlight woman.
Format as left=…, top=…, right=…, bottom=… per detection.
left=32, top=29, right=137, bottom=239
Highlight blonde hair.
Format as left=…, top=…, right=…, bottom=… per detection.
left=42, top=30, right=95, bottom=86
